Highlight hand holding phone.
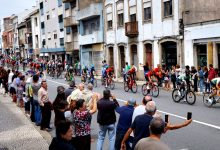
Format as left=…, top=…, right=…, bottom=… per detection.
left=187, top=112, right=192, bottom=120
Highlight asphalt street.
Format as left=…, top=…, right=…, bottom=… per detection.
left=45, top=75, right=220, bottom=150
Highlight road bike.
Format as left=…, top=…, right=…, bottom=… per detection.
left=172, top=81, right=196, bottom=105
left=203, top=88, right=220, bottom=107
left=65, top=71, right=75, bottom=82
left=104, top=75, right=115, bottom=90
left=124, top=76, right=138, bottom=93
left=142, top=81, right=159, bottom=97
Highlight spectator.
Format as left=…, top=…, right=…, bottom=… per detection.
left=53, top=86, right=68, bottom=127
left=73, top=96, right=97, bottom=150
left=191, top=66, right=198, bottom=92
left=208, top=64, right=216, bottom=82
left=97, top=90, right=119, bottom=150
left=65, top=81, right=76, bottom=99
left=121, top=101, right=156, bottom=150
left=198, top=66, right=204, bottom=93
left=134, top=117, right=170, bottom=150
left=38, top=80, right=52, bottom=131
left=203, top=66, right=210, bottom=93
left=171, top=65, right=176, bottom=89
left=31, top=75, right=41, bottom=124
left=115, top=98, right=136, bottom=150
left=49, top=121, right=75, bottom=150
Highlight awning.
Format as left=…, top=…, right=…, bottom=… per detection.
left=40, top=53, right=44, bottom=56
left=45, top=53, right=49, bottom=56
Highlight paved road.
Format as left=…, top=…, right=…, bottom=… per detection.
left=0, top=95, right=49, bottom=150
left=45, top=75, right=220, bottom=150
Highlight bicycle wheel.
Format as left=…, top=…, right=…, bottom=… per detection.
left=203, top=93, right=214, bottom=107
left=131, top=82, right=138, bottom=93
left=186, top=90, right=196, bottom=105
left=110, top=80, right=115, bottom=90
left=172, top=89, right=181, bottom=103
left=124, top=82, right=129, bottom=92
left=142, top=84, right=149, bottom=96
left=151, top=85, right=159, bottom=97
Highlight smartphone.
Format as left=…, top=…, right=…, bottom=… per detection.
left=165, top=114, right=169, bottom=123
left=187, top=112, right=192, bottom=120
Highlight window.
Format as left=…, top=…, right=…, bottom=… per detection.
left=90, top=23, right=95, bottom=34
left=58, top=15, right=63, bottom=23
left=143, top=1, right=152, bottom=21
left=40, top=2, right=43, bottom=9
left=130, top=14, right=136, bottom=22
left=163, top=0, right=173, bottom=17
left=41, top=22, right=45, bottom=29
left=65, top=3, right=70, bottom=10
left=35, top=18, right=38, bottom=26
left=48, top=37, right=51, bottom=40
left=66, top=27, right=71, bottom=34
left=54, top=34, right=57, bottom=39
left=60, top=38, right=64, bottom=47
left=82, top=17, right=100, bottom=35
left=47, top=15, right=50, bottom=20
left=118, top=13, right=124, bottom=27
left=107, top=20, right=112, bottom=29
left=57, top=0, right=62, bottom=7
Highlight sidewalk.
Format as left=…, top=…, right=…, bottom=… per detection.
left=0, top=95, right=49, bottom=150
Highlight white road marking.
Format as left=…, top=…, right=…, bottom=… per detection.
left=47, top=79, right=220, bottom=130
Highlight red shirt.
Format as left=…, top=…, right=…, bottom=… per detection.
left=208, top=68, right=216, bottom=81
left=106, top=68, right=114, bottom=73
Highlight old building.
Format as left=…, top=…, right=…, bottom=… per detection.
left=183, top=0, right=220, bottom=68
left=62, top=0, right=79, bottom=65
left=77, top=0, right=104, bottom=73
left=2, top=16, right=14, bottom=56
left=39, top=0, right=65, bottom=61
left=104, top=0, right=184, bottom=79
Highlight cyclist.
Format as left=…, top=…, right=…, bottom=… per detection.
left=207, top=77, right=220, bottom=103
left=81, top=65, right=88, bottom=82
left=124, top=62, right=131, bottom=82
left=127, top=64, right=137, bottom=82
left=101, top=61, right=108, bottom=84
left=89, top=65, right=96, bottom=84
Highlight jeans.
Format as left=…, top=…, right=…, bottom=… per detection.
left=115, top=131, right=132, bottom=150
left=97, top=124, right=116, bottom=150
left=34, top=99, right=41, bottom=125
left=199, top=79, right=204, bottom=92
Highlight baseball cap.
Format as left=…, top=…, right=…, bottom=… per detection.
left=128, top=98, right=136, bottom=106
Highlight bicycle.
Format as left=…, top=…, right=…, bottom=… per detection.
left=172, top=81, right=196, bottom=105
left=142, top=81, right=159, bottom=97
left=124, top=75, right=138, bottom=93
left=104, top=75, right=115, bottom=90
left=65, top=71, right=75, bottom=82
left=203, top=88, right=220, bottom=107
left=87, top=76, right=98, bottom=88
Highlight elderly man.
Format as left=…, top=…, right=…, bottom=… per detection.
left=38, top=80, right=52, bottom=131
left=65, top=81, right=76, bottom=99
left=134, top=117, right=170, bottom=150
left=121, top=101, right=156, bottom=150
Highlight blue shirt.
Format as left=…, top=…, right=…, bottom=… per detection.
left=131, top=113, right=153, bottom=149
left=116, top=105, right=134, bottom=134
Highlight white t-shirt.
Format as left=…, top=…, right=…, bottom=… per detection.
left=132, top=105, right=146, bottom=122
left=8, top=72, right=14, bottom=84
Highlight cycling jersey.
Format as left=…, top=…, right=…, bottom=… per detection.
left=211, top=78, right=220, bottom=89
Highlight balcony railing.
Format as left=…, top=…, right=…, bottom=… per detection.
left=64, top=16, right=77, bottom=27
left=125, top=21, right=139, bottom=37
left=65, top=42, right=74, bottom=52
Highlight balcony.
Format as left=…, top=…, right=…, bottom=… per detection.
left=65, top=42, right=74, bottom=52
left=125, top=21, right=139, bottom=37
left=64, top=16, right=77, bottom=27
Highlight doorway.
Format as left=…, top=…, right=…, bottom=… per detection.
left=144, top=43, right=153, bottom=69
left=108, top=47, right=114, bottom=67
left=196, top=44, right=207, bottom=67
left=161, top=41, right=177, bottom=68
left=130, top=44, right=138, bottom=67
left=119, top=46, right=125, bottom=74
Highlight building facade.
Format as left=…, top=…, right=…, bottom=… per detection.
left=39, top=0, right=65, bottom=61
left=104, top=0, right=184, bottom=79
left=183, top=0, right=220, bottom=68
left=77, top=0, right=105, bottom=74
left=62, top=0, right=79, bottom=65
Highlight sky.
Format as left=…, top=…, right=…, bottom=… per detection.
left=0, top=0, right=36, bottom=22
